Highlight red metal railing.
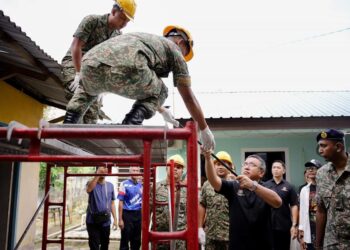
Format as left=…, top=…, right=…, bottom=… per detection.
left=0, top=121, right=198, bottom=250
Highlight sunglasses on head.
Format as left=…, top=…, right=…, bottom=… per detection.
left=166, top=30, right=194, bottom=47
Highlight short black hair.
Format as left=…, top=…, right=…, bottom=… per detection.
left=272, top=160, right=286, bottom=168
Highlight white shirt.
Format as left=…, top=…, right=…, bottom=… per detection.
left=298, top=183, right=312, bottom=243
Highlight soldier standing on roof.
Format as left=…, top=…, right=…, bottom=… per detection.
left=61, top=0, right=136, bottom=124
left=63, top=25, right=215, bottom=151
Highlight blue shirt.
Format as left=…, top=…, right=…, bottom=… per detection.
left=117, top=179, right=142, bottom=211
left=86, top=181, right=115, bottom=227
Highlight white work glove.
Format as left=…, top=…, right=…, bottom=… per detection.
left=97, top=93, right=104, bottom=103
left=160, top=108, right=179, bottom=127
left=200, top=126, right=215, bottom=151
left=68, top=72, right=80, bottom=92
left=198, top=227, right=206, bottom=245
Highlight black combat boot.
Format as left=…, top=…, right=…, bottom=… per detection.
left=122, top=105, right=152, bottom=125
left=63, top=111, right=81, bottom=124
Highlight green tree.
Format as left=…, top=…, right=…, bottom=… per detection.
left=39, top=164, right=96, bottom=191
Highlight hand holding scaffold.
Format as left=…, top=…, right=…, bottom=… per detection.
left=159, top=107, right=237, bottom=176
left=161, top=106, right=216, bottom=151
left=158, top=106, right=180, bottom=127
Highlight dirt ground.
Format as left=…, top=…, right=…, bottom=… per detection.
left=34, top=210, right=120, bottom=249
left=35, top=240, right=120, bottom=249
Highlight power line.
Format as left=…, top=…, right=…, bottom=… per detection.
left=272, top=27, right=350, bottom=48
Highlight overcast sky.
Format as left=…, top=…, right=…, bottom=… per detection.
left=2, top=0, right=350, bottom=124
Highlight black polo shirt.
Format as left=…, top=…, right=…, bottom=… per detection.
left=264, top=178, right=298, bottom=231
left=218, top=179, right=273, bottom=250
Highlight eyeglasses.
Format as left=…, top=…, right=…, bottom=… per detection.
left=242, top=162, right=259, bottom=168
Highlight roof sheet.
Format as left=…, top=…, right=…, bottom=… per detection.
left=0, top=10, right=66, bottom=109
left=173, top=91, right=350, bottom=119
left=0, top=10, right=62, bottom=78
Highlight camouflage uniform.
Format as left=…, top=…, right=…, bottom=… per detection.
left=316, top=156, right=350, bottom=250
left=67, top=32, right=191, bottom=119
left=61, top=14, right=120, bottom=123
left=152, top=180, right=187, bottom=250
left=200, top=180, right=229, bottom=250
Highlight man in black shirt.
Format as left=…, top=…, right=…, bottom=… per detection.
left=203, top=151, right=282, bottom=250
left=265, top=160, right=299, bottom=250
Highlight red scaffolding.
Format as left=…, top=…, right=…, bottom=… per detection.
left=0, top=121, right=199, bottom=250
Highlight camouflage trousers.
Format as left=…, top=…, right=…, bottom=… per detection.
left=62, top=66, right=100, bottom=124
left=67, top=58, right=168, bottom=120
left=153, top=240, right=186, bottom=250
left=323, top=243, right=350, bottom=250
left=205, top=239, right=229, bottom=250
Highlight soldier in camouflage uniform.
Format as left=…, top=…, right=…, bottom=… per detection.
left=63, top=25, right=215, bottom=151
left=315, top=129, right=350, bottom=250
left=151, top=155, right=187, bottom=249
left=61, top=0, right=136, bottom=124
left=199, top=151, right=235, bottom=250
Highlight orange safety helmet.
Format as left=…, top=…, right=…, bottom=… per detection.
left=167, top=154, right=186, bottom=168
left=214, top=151, right=233, bottom=165
left=163, top=25, right=194, bottom=62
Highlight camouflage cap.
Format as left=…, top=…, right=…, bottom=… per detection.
left=304, top=159, right=322, bottom=169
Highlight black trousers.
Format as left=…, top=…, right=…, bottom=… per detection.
left=272, top=230, right=290, bottom=250
left=306, top=243, right=315, bottom=250
left=120, top=209, right=142, bottom=250
left=86, top=223, right=110, bottom=250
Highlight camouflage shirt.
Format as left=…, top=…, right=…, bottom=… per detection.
left=153, top=180, right=187, bottom=232
left=200, top=180, right=229, bottom=241
left=316, top=154, right=350, bottom=249
left=61, top=14, right=121, bottom=68
left=82, top=32, right=191, bottom=87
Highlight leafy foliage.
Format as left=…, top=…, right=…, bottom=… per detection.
left=39, top=163, right=95, bottom=191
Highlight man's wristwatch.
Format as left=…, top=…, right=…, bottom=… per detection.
left=249, top=181, right=258, bottom=191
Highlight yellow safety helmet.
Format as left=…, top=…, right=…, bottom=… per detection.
left=115, top=0, right=137, bottom=21
left=214, top=151, right=233, bottom=166
left=163, top=25, right=194, bottom=62
left=167, top=154, right=185, bottom=168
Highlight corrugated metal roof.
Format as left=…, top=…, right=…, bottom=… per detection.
left=0, top=10, right=66, bottom=109
left=173, top=91, right=350, bottom=119
left=0, top=10, right=62, bottom=78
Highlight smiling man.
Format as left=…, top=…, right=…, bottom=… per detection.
left=315, top=129, right=350, bottom=250
left=203, top=152, right=282, bottom=250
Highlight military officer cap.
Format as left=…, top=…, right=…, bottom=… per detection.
left=316, top=128, right=344, bottom=142
left=304, top=159, right=322, bottom=169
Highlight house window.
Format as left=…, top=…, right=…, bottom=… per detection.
left=244, top=150, right=287, bottom=182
